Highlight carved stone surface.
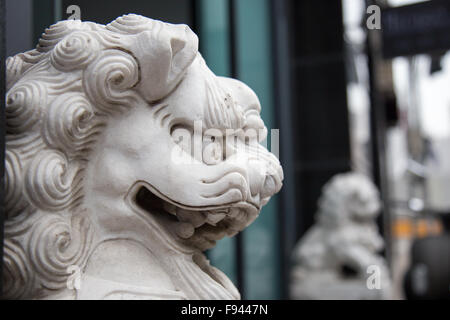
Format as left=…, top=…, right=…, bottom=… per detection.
left=3, top=14, right=283, bottom=300
left=290, top=173, right=390, bottom=300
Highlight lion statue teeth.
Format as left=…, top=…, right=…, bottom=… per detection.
left=3, top=14, right=283, bottom=300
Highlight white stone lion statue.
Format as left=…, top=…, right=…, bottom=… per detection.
left=3, top=14, right=283, bottom=300
left=290, top=172, right=390, bottom=300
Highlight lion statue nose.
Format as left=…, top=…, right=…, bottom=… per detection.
left=247, top=159, right=283, bottom=204
left=261, top=175, right=278, bottom=199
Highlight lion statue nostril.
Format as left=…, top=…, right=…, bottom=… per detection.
left=248, top=159, right=283, bottom=200
left=261, top=175, right=277, bottom=199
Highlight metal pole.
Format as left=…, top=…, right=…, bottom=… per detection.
left=365, top=0, right=393, bottom=265
left=270, top=0, right=298, bottom=299
left=228, top=0, right=245, bottom=298
left=0, top=0, right=6, bottom=297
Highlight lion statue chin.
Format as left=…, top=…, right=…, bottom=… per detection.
left=290, top=172, right=391, bottom=300
left=3, top=14, right=283, bottom=300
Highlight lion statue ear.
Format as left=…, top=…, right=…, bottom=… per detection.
left=120, top=20, right=199, bottom=102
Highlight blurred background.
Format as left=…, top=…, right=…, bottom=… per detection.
left=2, top=0, right=450, bottom=300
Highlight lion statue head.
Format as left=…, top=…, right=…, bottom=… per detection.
left=3, top=14, right=283, bottom=300
left=315, top=172, right=382, bottom=229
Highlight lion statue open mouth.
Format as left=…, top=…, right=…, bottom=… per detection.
left=3, top=14, right=283, bottom=300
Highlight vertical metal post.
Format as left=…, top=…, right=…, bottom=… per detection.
left=32, top=0, right=54, bottom=45
left=270, top=0, right=297, bottom=299
left=0, top=0, right=5, bottom=297
left=366, top=0, right=392, bottom=264
left=228, top=0, right=245, bottom=299
left=54, top=0, right=63, bottom=22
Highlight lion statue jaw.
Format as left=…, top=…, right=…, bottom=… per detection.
left=290, top=172, right=391, bottom=300
left=3, top=14, right=283, bottom=300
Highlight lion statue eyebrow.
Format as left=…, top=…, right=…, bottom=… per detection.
left=3, top=14, right=283, bottom=300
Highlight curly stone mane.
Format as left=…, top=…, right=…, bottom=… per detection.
left=315, top=172, right=381, bottom=227
left=3, top=15, right=199, bottom=299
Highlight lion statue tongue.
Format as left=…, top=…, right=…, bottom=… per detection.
left=3, top=14, right=283, bottom=300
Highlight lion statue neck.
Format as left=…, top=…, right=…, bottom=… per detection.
left=45, top=206, right=240, bottom=300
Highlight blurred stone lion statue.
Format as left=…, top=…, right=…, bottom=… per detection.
left=3, top=14, right=283, bottom=299
left=290, top=172, right=390, bottom=300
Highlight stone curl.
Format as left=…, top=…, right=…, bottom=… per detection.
left=3, top=14, right=193, bottom=299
